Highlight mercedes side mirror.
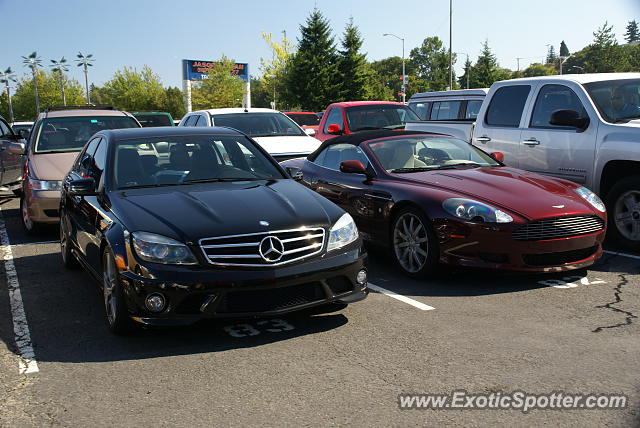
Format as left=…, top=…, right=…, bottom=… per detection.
left=285, top=166, right=304, bottom=181
left=549, top=109, right=589, bottom=130
left=67, top=177, right=97, bottom=196
left=327, top=124, right=343, bottom=135
left=7, top=142, right=26, bottom=155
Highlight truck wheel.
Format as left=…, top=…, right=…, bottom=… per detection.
left=606, top=176, right=640, bottom=251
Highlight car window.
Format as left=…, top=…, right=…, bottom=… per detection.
left=530, top=84, right=587, bottom=128
left=584, top=78, right=640, bottom=123
left=182, top=115, right=197, bottom=126
left=211, top=113, right=305, bottom=137
left=287, top=113, right=320, bottom=127
left=0, top=119, right=11, bottom=137
left=345, top=105, right=419, bottom=131
left=464, top=100, right=483, bottom=119
left=408, top=102, right=430, bottom=120
left=74, top=137, right=102, bottom=175
left=485, top=85, right=531, bottom=127
left=323, top=108, right=344, bottom=132
left=429, top=101, right=462, bottom=120
left=195, top=115, right=208, bottom=127
left=134, top=114, right=173, bottom=127
left=313, top=143, right=370, bottom=170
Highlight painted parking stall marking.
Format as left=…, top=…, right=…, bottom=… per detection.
left=368, top=282, right=435, bottom=311
left=0, top=208, right=39, bottom=374
left=604, top=250, right=640, bottom=260
left=538, top=275, right=608, bottom=289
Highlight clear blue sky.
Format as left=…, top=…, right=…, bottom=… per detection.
left=2, top=0, right=639, bottom=90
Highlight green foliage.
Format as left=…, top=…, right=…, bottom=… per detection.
left=564, top=22, right=636, bottom=73
left=11, top=70, right=85, bottom=120
left=162, top=87, right=186, bottom=120
left=457, top=58, right=473, bottom=89
left=249, top=76, right=272, bottom=108
left=468, top=40, right=504, bottom=88
left=101, top=65, right=166, bottom=111
left=409, top=36, right=454, bottom=92
left=625, top=20, right=640, bottom=43
left=370, top=57, right=410, bottom=101
left=560, top=40, right=570, bottom=57
left=285, top=9, right=339, bottom=111
left=546, top=45, right=557, bottom=64
left=191, top=57, right=245, bottom=109
left=523, top=63, right=557, bottom=77
left=259, top=31, right=295, bottom=109
left=336, top=18, right=368, bottom=101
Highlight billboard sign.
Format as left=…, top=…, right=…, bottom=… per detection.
left=182, top=60, right=249, bottom=82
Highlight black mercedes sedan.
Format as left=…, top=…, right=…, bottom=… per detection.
left=60, top=127, right=367, bottom=334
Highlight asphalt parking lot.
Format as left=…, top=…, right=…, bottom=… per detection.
left=0, top=195, right=638, bottom=427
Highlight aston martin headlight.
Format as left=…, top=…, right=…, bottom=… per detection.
left=29, top=179, right=62, bottom=191
left=327, top=213, right=359, bottom=251
left=132, top=232, right=197, bottom=265
left=576, top=187, right=606, bottom=212
left=443, top=198, right=513, bottom=223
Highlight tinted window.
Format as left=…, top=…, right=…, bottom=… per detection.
left=584, top=79, right=640, bottom=123
left=314, top=144, right=370, bottom=170
left=323, top=108, right=344, bottom=132
left=34, top=116, right=139, bottom=153
left=93, top=139, right=108, bottom=173
left=287, top=113, right=320, bottom=127
left=530, top=84, right=587, bottom=128
left=408, top=102, right=430, bottom=120
left=429, top=101, right=462, bottom=120
left=485, top=85, right=531, bottom=127
left=195, top=115, right=207, bottom=127
left=464, top=100, right=483, bottom=119
left=0, top=120, right=10, bottom=137
left=211, top=113, right=305, bottom=137
left=133, top=114, right=173, bottom=127
left=345, top=105, right=419, bottom=131
left=183, top=115, right=197, bottom=126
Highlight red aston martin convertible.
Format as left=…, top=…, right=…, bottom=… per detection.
left=281, top=130, right=607, bottom=277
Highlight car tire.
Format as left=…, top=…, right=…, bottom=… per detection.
left=20, top=195, right=41, bottom=235
left=60, top=215, right=79, bottom=269
left=391, top=207, right=439, bottom=278
left=102, top=248, right=134, bottom=335
left=606, top=176, right=640, bottom=251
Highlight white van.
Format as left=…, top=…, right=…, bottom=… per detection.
left=407, top=88, right=488, bottom=121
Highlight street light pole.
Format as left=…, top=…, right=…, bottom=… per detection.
left=449, top=0, right=453, bottom=90
left=383, top=33, right=406, bottom=103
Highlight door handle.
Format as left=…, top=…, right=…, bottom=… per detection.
left=476, top=136, right=491, bottom=143
left=522, top=138, right=540, bottom=146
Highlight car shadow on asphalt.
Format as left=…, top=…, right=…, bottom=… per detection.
left=0, top=251, right=351, bottom=365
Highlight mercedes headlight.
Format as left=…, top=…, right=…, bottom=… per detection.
left=443, top=198, right=513, bottom=223
left=327, top=213, right=359, bottom=251
left=576, top=187, right=605, bottom=212
left=132, top=232, right=197, bottom=265
left=29, top=179, right=62, bottom=191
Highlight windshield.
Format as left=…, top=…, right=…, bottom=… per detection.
left=584, top=79, right=640, bottom=123
left=345, top=104, right=420, bottom=132
left=211, top=113, right=306, bottom=137
left=367, top=136, right=500, bottom=172
left=133, top=113, right=173, bottom=127
left=114, top=135, right=285, bottom=189
left=34, top=116, right=139, bottom=153
left=286, top=113, right=320, bottom=127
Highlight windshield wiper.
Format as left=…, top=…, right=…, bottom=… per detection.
left=182, top=177, right=262, bottom=183
left=389, top=167, right=435, bottom=173
left=119, top=183, right=183, bottom=190
left=434, top=163, right=483, bottom=170
left=351, top=126, right=385, bottom=132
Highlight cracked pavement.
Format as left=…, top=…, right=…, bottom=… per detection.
left=0, top=196, right=638, bottom=427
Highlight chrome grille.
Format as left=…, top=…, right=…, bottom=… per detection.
left=199, top=227, right=325, bottom=267
left=512, top=216, right=604, bottom=241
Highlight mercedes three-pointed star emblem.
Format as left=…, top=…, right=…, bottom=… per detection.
left=259, top=236, right=285, bottom=262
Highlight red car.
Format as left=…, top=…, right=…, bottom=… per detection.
left=281, top=130, right=607, bottom=277
left=315, top=101, right=420, bottom=142
left=284, top=111, right=320, bottom=133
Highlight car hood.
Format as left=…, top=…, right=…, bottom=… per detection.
left=29, top=152, right=79, bottom=181
left=110, top=179, right=342, bottom=243
left=252, top=135, right=321, bottom=156
left=393, top=167, right=599, bottom=220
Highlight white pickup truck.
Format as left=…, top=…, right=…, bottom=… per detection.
left=406, top=73, right=640, bottom=250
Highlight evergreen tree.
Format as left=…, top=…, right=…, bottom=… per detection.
left=625, top=20, right=640, bottom=43
left=593, top=22, right=617, bottom=47
left=285, top=9, right=339, bottom=111
left=546, top=45, right=557, bottom=64
left=336, top=18, right=368, bottom=101
left=457, top=58, right=473, bottom=89
left=470, top=40, right=502, bottom=88
left=560, top=40, right=570, bottom=57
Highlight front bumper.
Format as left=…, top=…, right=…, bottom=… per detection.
left=435, top=219, right=606, bottom=272
left=119, top=246, right=367, bottom=325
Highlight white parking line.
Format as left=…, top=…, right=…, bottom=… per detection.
left=0, top=208, right=39, bottom=374
left=604, top=250, right=640, bottom=260
left=11, top=240, right=60, bottom=247
left=368, top=282, right=435, bottom=311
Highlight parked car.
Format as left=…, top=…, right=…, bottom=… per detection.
left=281, top=130, right=606, bottom=277
left=284, top=111, right=321, bottom=134
left=132, top=111, right=174, bottom=127
left=407, top=89, right=488, bottom=121
left=59, top=126, right=368, bottom=333
left=0, top=115, right=26, bottom=191
left=178, top=108, right=320, bottom=161
left=10, top=121, right=34, bottom=140
left=19, top=106, right=140, bottom=233
left=405, top=73, right=640, bottom=250
left=315, top=101, right=420, bottom=142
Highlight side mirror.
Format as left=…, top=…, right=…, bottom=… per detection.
left=285, top=166, right=303, bottom=181
left=549, top=109, right=589, bottom=129
left=7, top=142, right=26, bottom=155
left=304, top=128, right=316, bottom=137
left=340, top=160, right=367, bottom=174
left=490, top=151, right=504, bottom=163
left=327, top=124, right=343, bottom=135
left=67, top=177, right=97, bottom=196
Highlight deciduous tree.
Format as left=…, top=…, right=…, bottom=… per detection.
left=11, top=70, right=84, bottom=120
left=191, top=57, right=245, bottom=109
left=102, top=65, right=166, bottom=111
left=409, top=36, right=453, bottom=92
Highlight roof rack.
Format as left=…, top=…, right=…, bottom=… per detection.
left=44, top=105, right=115, bottom=112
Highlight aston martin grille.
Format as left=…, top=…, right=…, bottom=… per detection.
left=512, top=216, right=604, bottom=241
left=199, top=227, right=325, bottom=267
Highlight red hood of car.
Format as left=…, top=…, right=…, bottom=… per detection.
left=391, top=167, right=600, bottom=220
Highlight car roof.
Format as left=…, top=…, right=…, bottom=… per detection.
left=327, top=101, right=406, bottom=108
left=500, top=72, right=640, bottom=85
left=409, top=88, right=489, bottom=99
left=11, top=121, right=34, bottom=125
left=284, top=111, right=317, bottom=115
left=98, top=126, right=244, bottom=141
left=37, top=109, right=133, bottom=119
left=190, top=108, right=280, bottom=115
